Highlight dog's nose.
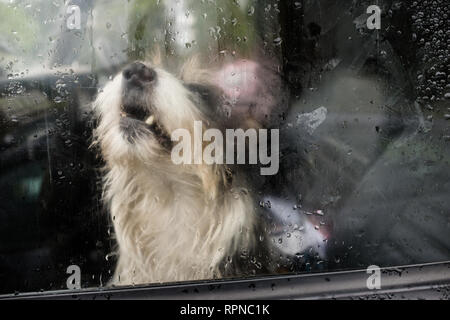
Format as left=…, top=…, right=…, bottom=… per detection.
left=123, top=62, right=156, bottom=85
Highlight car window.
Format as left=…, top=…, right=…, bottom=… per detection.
left=0, top=0, right=449, bottom=294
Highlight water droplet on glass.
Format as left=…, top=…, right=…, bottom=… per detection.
left=294, top=2, right=302, bottom=10
left=273, top=37, right=282, bottom=46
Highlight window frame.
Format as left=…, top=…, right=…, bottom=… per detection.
left=1, top=261, right=449, bottom=300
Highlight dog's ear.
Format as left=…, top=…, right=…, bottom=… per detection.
left=179, top=55, right=212, bottom=84
left=146, top=45, right=163, bottom=67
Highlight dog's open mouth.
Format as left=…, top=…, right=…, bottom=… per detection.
left=119, top=62, right=172, bottom=149
left=120, top=107, right=172, bottom=149
left=120, top=108, right=154, bottom=125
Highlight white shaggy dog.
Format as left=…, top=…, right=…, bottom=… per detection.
left=93, top=59, right=258, bottom=286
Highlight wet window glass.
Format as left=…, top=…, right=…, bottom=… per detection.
left=0, top=0, right=449, bottom=293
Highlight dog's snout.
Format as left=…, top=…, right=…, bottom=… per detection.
left=123, top=62, right=156, bottom=85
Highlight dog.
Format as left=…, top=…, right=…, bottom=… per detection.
left=92, top=59, right=267, bottom=285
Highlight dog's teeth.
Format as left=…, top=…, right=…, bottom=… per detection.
left=120, top=112, right=127, bottom=118
left=145, top=115, right=155, bottom=125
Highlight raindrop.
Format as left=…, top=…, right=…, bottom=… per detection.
left=273, top=37, right=282, bottom=46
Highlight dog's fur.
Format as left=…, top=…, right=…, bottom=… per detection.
left=93, top=59, right=259, bottom=285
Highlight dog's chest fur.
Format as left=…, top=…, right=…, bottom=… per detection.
left=104, top=161, right=255, bottom=285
